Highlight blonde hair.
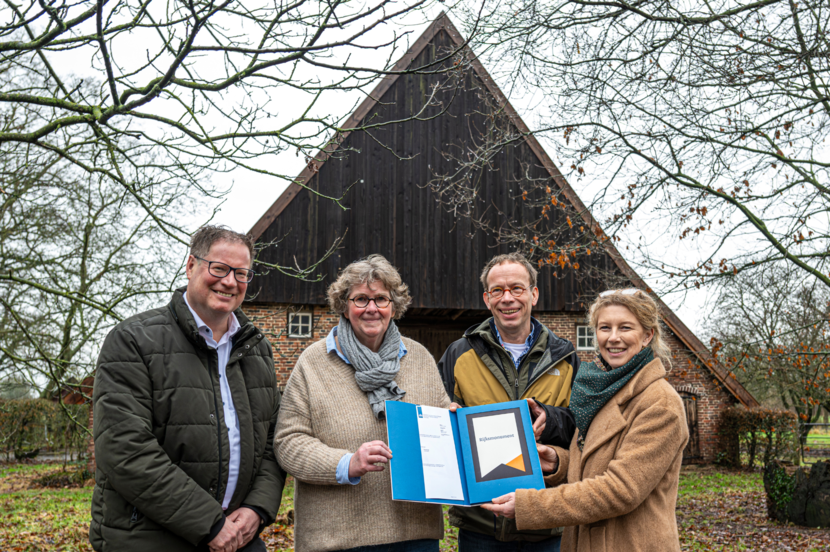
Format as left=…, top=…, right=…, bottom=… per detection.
left=326, top=254, right=412, bottom=320
left=587, top=290, right=672, bottom=369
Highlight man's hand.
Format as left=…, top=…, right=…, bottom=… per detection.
left=348, top=440, right=393, bottom=478
left=537, top=444, right=559, bottom=473
left=226, top=507, right=261, bottom=548
left=448, top=402, right=462, bottom=412
left=527, top=398, right=546, bottom=441
left=480, top=492, right=516, bottom=519
left=208, top=517, right=243, bottom=552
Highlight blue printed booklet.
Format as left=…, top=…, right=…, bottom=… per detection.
left=385, top=399, right=545, bottom=506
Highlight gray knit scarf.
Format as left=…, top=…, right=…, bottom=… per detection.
left=337, top=315, right=405, bottom=419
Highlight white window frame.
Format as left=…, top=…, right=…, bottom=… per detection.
left=576, top=326, right=595, bottom=351
left=288, top=311, right=313, bottom=338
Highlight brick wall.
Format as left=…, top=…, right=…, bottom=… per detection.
left=244, top=303, right=341, bottom=389
left=245, top=303, right=737, bottom=463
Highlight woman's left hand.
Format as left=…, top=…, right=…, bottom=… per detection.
left=448, top=402, right=462, bottom=412
left=480, top=492, right=516, bottom=519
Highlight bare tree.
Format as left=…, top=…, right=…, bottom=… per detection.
left=0, top=0, right=472, bottom=410
left=450, top=0, right=830, bottom=292
left=706, top=264, right=830, bottom=427
left=0, top=131, right=187, bottom=412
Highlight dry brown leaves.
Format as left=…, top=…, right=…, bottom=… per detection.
left=677, top=469, right=830, bottom=551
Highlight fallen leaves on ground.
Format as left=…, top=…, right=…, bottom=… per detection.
left=3, top=464, right=830, bottom=551
left=0, top=488, right=93, bottom=551
left=261, top=512, right=295, bottom=551
left=677, top=467, right=830, bottom=551
left=0, top=462, right=67, bottom=494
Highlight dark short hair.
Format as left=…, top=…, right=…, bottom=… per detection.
left=189, top=225, right=255, bottom=267
left=480, top=252, right=538, bottom=290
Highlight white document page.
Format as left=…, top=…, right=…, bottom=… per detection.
left=472, top=412, right=523, bottom=479
left=416, top=405, right=465, bottom=500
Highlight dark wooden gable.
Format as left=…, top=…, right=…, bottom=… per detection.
left=247, top=13, right=759, bottom=408
left=250, top=19, right=616, bottom=311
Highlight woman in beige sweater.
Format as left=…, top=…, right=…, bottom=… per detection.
left=482, top=290, right=688, bottom=552
left=275, top=255, right=453, bottom=552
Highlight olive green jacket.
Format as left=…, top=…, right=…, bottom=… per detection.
left=89, top=288, right=285, bottom=551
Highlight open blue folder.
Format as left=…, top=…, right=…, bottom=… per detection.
left=385, top=400, right=545, bottom=506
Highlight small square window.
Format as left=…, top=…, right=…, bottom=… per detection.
left=288, top=312, right=312, bottom=338
left=576, top=326, right=595, bottom=351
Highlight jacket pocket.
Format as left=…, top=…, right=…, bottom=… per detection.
left=589, top=525, right=606, bottom=552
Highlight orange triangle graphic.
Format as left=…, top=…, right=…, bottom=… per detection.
left=506, top=454, right=525, bottom=472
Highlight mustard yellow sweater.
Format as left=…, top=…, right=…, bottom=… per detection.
left=275, top=337, right=451, bottom=552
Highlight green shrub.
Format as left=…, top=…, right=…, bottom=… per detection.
left=719, top=405, right=798, bottom=468
left=0, top=398, right=89, bottom=460
left=763, top=461, right=797, bottom=522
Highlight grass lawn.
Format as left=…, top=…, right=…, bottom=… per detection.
left=2, top=462, right=830, bottom=551
left=0, top=463, right=93, bottom=551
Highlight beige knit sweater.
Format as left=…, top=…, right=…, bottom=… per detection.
left=275, top=337, right=451, bottom=552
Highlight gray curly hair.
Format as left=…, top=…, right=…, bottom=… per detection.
left=326, top=255, right=412, bottom=320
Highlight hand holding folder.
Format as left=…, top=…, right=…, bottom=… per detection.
left=385, top=399, right=546, bottom=506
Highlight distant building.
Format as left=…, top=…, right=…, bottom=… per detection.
left=244, top=13, right=758, bottom=464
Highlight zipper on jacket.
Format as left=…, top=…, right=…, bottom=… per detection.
left=495, top=342, right=521, bottom=400
left=130, top=506, right=143, bottom=524
left=211, top=351, right=223, bottom=502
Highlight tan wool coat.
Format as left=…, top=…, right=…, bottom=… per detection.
left=514, top=358, right=688, bottom=552
left=275, top=337, right=451, bottom=552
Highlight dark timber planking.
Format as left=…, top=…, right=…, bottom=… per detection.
left=256, top=31, right=614, bottom=311
left=246, top=12, right=758, bottom=409
left=252, top=28, right=614, bottom=310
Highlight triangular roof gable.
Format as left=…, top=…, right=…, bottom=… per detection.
left=249, top=13, right=757, bottom=408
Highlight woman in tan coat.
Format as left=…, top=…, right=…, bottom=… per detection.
left=482, top=289, right=688, bottom=552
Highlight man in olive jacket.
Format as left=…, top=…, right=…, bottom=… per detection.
left=438, top=253, right=579, bottom=552
left=90, top=226, right=284, bottom=552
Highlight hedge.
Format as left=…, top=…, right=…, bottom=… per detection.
left=719, top=405, right=798, bottom=468
left=0, top=398, right=89, bottom=461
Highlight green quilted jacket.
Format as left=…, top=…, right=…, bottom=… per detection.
left=89, top=288, right=285, bottom=551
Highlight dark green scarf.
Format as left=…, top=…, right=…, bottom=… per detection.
left=571, top=347, right=654, bottom=449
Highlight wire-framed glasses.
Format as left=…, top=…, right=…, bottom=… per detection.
left=487, top=286, right=527, bottom=299
left=349, top=295, right=391, bottom=309
left=194, top=256, right=255, bottom=283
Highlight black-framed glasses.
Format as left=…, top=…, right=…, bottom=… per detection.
left=487, top=285, right=527, bottom=299
left=194, top=256, right=255, bottom=283
left=349, top=295, right=391, bottom=309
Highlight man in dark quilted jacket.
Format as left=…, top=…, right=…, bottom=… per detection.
left=90, top=226, right=284, bottom=552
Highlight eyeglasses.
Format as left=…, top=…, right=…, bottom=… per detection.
left=487, top=286, right=527, bottom=299
left=194, top=256, right=255, bottom=283
left=599, top=288, right=642, bottom=297
left=349, top=295, right=391, bottom=309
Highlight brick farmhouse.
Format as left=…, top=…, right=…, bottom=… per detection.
left=243, top=13, right=758, bottom=465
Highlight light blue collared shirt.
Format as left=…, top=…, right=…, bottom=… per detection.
left=183, top=292, right=241, bottom=509
left=493, top=319, right=539, bottom=370
left=327, top=326, right=407, bottom=485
